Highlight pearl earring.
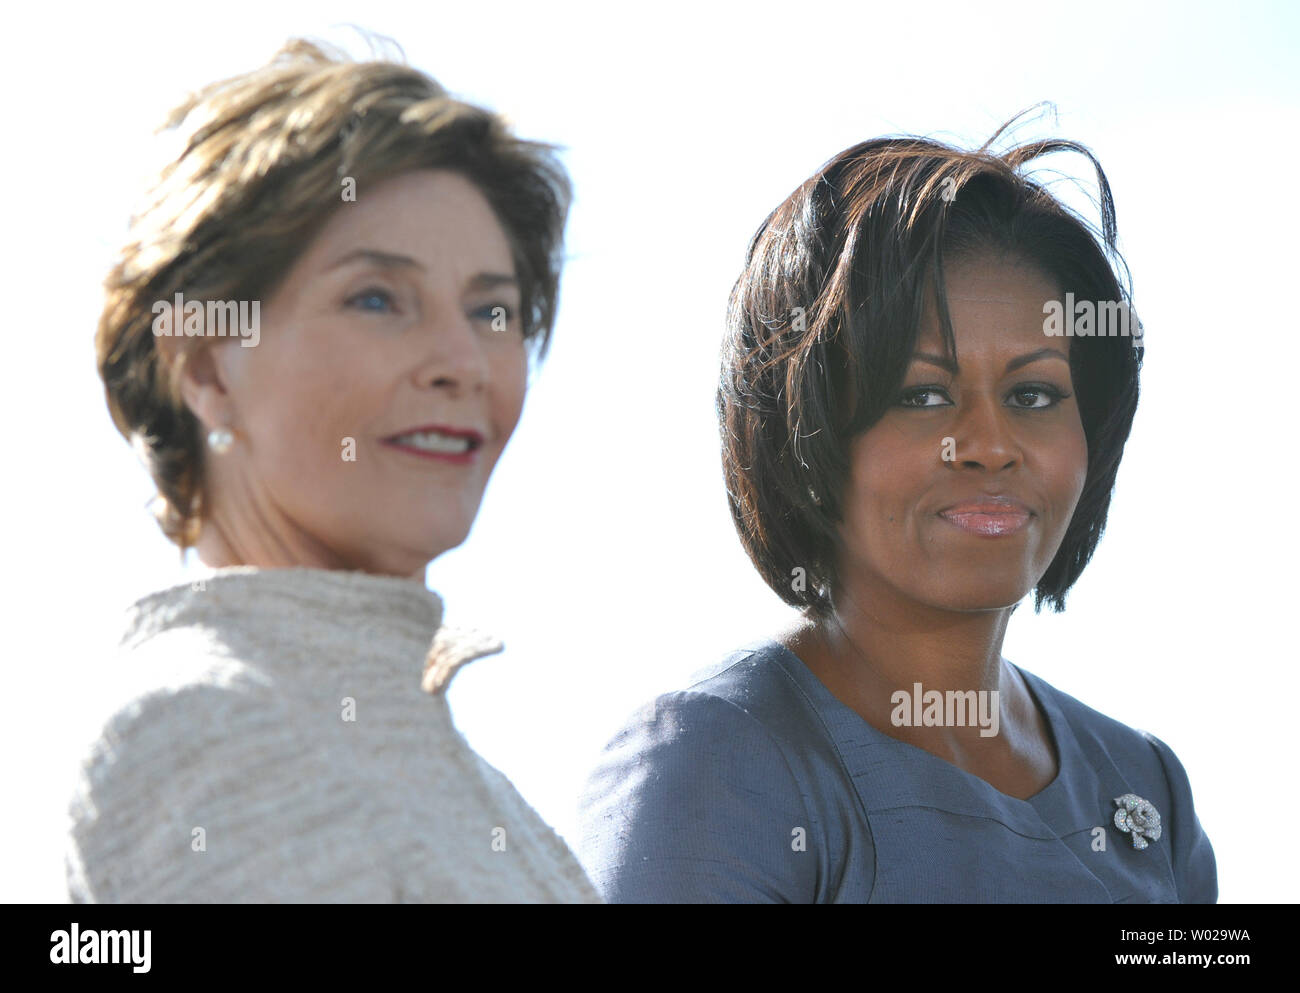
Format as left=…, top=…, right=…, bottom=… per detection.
left=207, top=427, right=234, bottom=453
left=808, top=486, right=822, bottom=506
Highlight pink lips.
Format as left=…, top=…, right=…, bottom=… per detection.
left=938, top=497, right=1032, bottom=536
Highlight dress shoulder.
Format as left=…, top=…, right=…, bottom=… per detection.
left=1023, top=671, right=1168, bottom=777
left=576, top=650, right=831, bottom=903
left=1136, top=730, right=1218, bottom=902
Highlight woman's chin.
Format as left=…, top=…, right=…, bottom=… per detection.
left=921, top=580, right=1033, bottom=613
left=962, top=590, right=1031, bottom=611
left=316, top=527, right=470, bottom=577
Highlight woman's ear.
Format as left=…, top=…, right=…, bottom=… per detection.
left=174, top=344, right=236, bottom=432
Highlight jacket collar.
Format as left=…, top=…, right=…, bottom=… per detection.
left=158, top=565, right=504, bottom=696
left=424, top=623, right=505, bottom=694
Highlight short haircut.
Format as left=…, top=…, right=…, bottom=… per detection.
left=96, top=38, right=572, bottom=549
left=718, top=110, right=1143, bottom=617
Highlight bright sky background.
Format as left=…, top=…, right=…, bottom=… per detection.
left=3, top=0, right=1297, bottom=903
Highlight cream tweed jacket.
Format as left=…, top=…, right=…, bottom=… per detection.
left=64, top=567, right=601, bottom=903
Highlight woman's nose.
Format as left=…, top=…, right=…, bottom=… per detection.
left=413, top=309, right=490, bottom=395
left=946, top=397, right=1022, bottom=470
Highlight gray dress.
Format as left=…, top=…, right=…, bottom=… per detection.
left=577, top=640, right=1216, bottom=903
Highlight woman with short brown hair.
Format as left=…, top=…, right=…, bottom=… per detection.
left=69, top=38, right=599, bottom=903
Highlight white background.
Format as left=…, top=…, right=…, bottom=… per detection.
left=2, top=0, right=1296, bottom=902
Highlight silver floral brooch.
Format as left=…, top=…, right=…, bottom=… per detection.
left=1113, top=793, right=1162, bottom=850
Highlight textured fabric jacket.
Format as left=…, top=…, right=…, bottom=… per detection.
left=65, top=567, right=601, bottom=904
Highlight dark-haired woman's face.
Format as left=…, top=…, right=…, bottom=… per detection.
left=834, top=255, right=1088, bottom=613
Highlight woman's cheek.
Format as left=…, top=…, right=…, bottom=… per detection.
left=496, top=364, right=529, bottom=440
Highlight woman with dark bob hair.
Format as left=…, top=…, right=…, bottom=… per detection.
left=67, top=38, right=599, bottom=903
left=577, top=111, right=1216, bottom=903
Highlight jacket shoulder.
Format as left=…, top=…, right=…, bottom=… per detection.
left=63, top=646, right=389, bottom=903
left=576, top=646, right=830, bottom=903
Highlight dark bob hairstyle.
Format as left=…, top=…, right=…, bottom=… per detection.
left=718, top=108, right=1143, bottom=618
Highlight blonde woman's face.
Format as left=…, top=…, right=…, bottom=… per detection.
left=202, top=169, right=529, bottom=575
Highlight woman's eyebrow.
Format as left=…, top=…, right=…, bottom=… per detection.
left=321, top=251, right=516, bottom=293
left=911, top=348, right=1069, bottom=374
left=466, top=273, right=519, bottom=291
left=324, top=248, right=424, bottom=272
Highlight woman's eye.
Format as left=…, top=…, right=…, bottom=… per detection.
left=1007, top=384, right=1069, bottom=409
left=898, top=384, right=1072, bottom=409
left=471, top=303, right=519, bottom=327
left=345, top=287, right=397, bottom=313
left=897, top=387, right=951, bottom=408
